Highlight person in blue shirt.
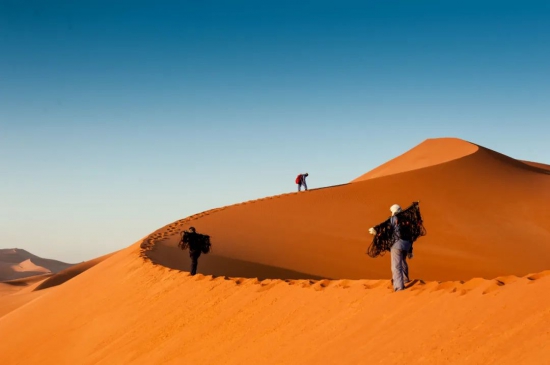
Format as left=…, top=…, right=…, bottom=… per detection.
left=369, top=204, right=412, bottom=291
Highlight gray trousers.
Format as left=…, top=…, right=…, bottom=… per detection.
left=297, top=182, right=307, bottom=191
left=391, top=248, right=409, bottom=291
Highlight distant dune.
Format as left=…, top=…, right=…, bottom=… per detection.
left=0, top=137, right=548, bottom=364
left=0, top=249, right=73, bottom=282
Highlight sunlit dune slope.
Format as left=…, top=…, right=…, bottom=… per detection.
left=0, top=275, right=52, bottom=319
left=33, top=251, right=116, bottom=291
left=0, top=243, right=548, bottom=365
left=147, top=138, right=550, bottom=281
left=0, top=254, right=114, bottom=319
left=351, top=137, right=479, bottom=181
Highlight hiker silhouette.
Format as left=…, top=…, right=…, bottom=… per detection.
left=178, top=227, right=211, bottom=275
left=295, top=173, right=309, bottom=192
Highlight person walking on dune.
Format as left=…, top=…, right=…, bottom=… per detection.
left=369, top=204, right=412, bottom=291
left=178, top=227, right=211, bottom=276
left=296, top=173, right=309, bottom=192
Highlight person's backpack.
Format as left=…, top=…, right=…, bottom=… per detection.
left=395, top=215, right=414, bottom=242
left=295, top=174, right=302, bottom=184
left=200, top=235, right=211, bottom=254
left=179, top=231, right=212, bottom=254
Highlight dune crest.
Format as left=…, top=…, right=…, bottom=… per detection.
left=10, top=259, right=50, bottom=273
left=352, top=137, right=479, bottom=182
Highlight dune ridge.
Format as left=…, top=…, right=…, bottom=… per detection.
left=351, top=137, right=479, bottom=181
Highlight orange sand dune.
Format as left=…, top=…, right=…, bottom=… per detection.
left=522, top=160, right=550, bottom=172
left=0, top=274, right=53, bottom=318
left=0, top=243, right=548, bottom=364
left=146, top=138, right=550, bottom=281
left=34, top=251, right=116, bottom=291
left=0, top=137, right=549, bottom=364
left=0, top=253, right=115, bottom=319
left=351, top=137, right=479, bottom=181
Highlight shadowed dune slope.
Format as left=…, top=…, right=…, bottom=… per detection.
left=0, top=243, right=549, bottom=365
left=147, top=139, right=550, bottom=281
left=521, top=160, right=550, bottom=173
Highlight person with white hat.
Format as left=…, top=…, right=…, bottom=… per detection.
left=369, top=204, right=412, bottom=291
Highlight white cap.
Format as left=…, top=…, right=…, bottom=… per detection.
left=390, top=204, right=402, bottom=215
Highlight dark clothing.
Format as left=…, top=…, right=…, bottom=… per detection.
left=186, top=232, right=203, bottom=275
left=390, top=216, right=412, bottom=251
left=297, top=174, right=308, bottom=191
left=189, top=250, right=201, bottom=276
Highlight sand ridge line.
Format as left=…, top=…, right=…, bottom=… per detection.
left=138, top=210, right=550, bottom=295
left=139, top=187, right=323, bottom=257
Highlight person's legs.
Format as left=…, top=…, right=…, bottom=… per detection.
left=303, top=181, right=307, bottom=191
left=391, top=248, right=405, bottom=291
left=297, top=183, right=301, bottom=192
left=190, top=251, right=201, bottom=275
left=402, top=251, right=409, bottom=283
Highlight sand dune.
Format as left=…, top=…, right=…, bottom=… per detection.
left=0, top=249, right=73, bottom=282
left=10, top=259, right=51, bottom=274
left=0, top=137, right=548, bottom=364
left=351, top=137, right=480, bottom=181
left=0, top=254, right=114, bottom=320
left=0, top=243, right=548, bottom=364
left=34, top=252, right=116, bottom=291
left=0, top=275, right=52, bottom=319
left=144, top=138, right=550, bottom=281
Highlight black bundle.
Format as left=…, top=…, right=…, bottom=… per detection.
left=366, top=201, right=426, bottom=258
left=179, top=231, right=212, bottom=254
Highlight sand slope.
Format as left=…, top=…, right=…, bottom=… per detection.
left=0, top=242, right=548, bottom=365
left=0, top=253, right=114, bottom=320
left=33, top=251, right=116, bottom=291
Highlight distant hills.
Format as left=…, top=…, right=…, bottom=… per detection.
left=0, top=249, right=74, bottom=282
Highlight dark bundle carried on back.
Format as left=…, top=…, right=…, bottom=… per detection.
left=366, top=201, right=426, bottom=258
left=178, top=230, right=212, bottom=254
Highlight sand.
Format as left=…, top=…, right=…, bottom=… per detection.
left=0, top=137, right=548, bottom=364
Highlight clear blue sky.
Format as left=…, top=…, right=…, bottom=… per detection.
left=1, top=1, right=549, bottom=263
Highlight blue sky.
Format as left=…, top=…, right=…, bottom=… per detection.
left=1, top=1, right=549, bottom=262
